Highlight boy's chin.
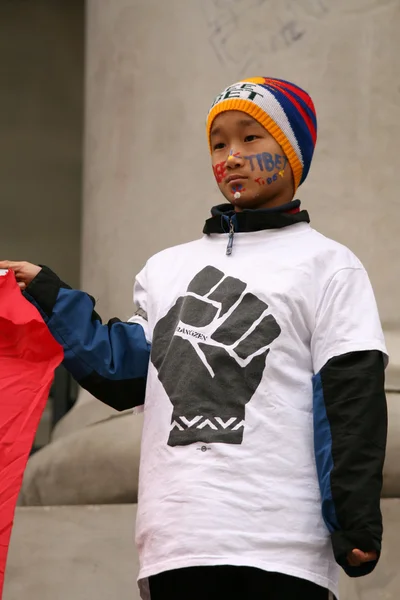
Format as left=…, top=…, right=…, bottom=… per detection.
left=227, top=191, right=270, bottom=211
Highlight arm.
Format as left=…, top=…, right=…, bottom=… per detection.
left=23, top=265, right=151, bottom=411
left=311, top=267, right=388, bottom=577
left=313, top=349, right=387, bottom=576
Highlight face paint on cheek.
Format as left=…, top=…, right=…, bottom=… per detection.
left=252, top=154, right=288, bottom=185
left=244, top=153, right=286, bottom=172
left=278, top=155, right=288, bottom=177
left=244, top=155, right=256, bottom=171
left=262, top=153, right=275, bottom=171
left=255, top=173, right=279, bottom=186
left=274, top=153, right=283, bottom=170
left=213, top=161, right=227, bottom=183
left=267, top=174, right=279, bottom=185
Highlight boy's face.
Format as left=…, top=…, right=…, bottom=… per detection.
left=210, top=111, right=294, bottom=211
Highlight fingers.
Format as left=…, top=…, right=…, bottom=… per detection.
left=347, top=549, right=378, bottom=566
left=0, top=261, right=39, bottom=286
left=0, top=260, right=23, bottom=272
left=0, top=261, right=12, bottom=269
left=0, top=266, right=26, bottom=289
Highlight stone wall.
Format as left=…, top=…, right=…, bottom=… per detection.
left=0, top=0, right=83, bottom=287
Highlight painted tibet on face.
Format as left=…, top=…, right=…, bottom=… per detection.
left=210, top=111, right=295, bottom=211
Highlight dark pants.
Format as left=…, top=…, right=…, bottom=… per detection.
left=148, top=566, right=332, bottom=599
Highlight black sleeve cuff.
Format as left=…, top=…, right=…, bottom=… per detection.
left=25, top=265, right=70, bottom=318
left=331, top=529, right=381, bottom=577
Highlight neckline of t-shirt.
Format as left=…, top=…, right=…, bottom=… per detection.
left=202, top=222, right=311, bottom=243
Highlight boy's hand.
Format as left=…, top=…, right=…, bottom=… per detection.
left=347, top=549, right=378, bottom=567
left=0, top=261, right=41, bottom=291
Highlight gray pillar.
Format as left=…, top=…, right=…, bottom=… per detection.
left=83, top=0, right=400, bottom=330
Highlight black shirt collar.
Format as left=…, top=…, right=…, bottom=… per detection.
left=203, top=200, right=310, bottom=234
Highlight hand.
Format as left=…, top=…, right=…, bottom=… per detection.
left=0, top=261, right=41, bottom=291
left=347, top=549, right=378, bottom=567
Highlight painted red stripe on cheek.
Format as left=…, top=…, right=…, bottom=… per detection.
left=213, top=161, right=227, bottom=183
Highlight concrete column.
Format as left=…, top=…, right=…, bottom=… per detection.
left=82, top=0, right=400, bottom=330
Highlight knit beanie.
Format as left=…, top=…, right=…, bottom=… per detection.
left=206, top=77, right=317, bottom=191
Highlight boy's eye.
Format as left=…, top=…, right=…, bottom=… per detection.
left=213, top=142, right=226, bottom=150
left=245, top=135, right=259, bottom=142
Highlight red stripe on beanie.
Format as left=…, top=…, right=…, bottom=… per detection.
left=263, top=79, right=317, bottom=145
left=264, top=77, right=317, bottom=116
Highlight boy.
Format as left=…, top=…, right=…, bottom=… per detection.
left=1, top=77, right=387, bottom=600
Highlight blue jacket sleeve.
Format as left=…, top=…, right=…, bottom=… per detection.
left=24, top=266, right=151, bottom=411
left=313, top=350, right=387, bottom=577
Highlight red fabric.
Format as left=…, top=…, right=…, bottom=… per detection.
left=0, top=271, right=63, bottom=597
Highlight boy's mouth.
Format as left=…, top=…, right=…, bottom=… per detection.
left=225, top=174, right=248, bottom=184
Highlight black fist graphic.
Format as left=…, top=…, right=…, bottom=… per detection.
left=151, top=266, right=281, bottom=446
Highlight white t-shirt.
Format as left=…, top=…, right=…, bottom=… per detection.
left=131, top=222, right=386, bottom=600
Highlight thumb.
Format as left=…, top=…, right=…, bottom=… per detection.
left=350, top=549, right=377, bottom=563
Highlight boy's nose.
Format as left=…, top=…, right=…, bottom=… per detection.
left=226, top=150, right=244, bottom=169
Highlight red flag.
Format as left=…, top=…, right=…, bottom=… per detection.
left=0, top=270, right=63, bottom=597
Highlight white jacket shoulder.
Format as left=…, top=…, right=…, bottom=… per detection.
left=147, top=238, right=204, bottom=267
left=307, top=228, right=364, bottom=272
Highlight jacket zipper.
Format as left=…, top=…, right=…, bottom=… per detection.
left=226, top=218, right=235, bottom=256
